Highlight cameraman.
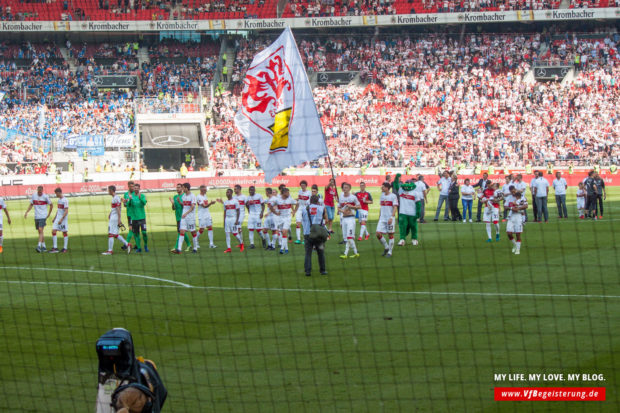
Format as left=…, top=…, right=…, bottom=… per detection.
left=301, top=195, right=328, bottom=277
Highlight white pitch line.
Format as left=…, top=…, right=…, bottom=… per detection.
left=0, top=266, right=192, bottom=288
left=1, top=279, right=619, bottom=300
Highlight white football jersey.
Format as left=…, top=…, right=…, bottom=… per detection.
left=196, top=194, right=212, bottom=220
left=297, top=189, right=312, bottom=208
left=234, top=194, right=248, bottom=214
left=31, top=193, right=51, bottom=219
left=54, top=197, right=69, bottom=221
left=181, top=193, right=197, bottom=221
left=338, top=194, right=360, bottom=216
left=505, top=194, right=528, bottom=216
left=379, top=193, right=398, bottom=220
left=223, top=198, right=239, bottom=219
left=110, top=195, right=122, bottom=221
left=275, top=196, right=297, bottom=218
left=246, top=194, right=264, bottom=215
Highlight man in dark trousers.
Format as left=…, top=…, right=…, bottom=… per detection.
left=472, top=172, right=490, bottom=222
left=593, top=172, right=606, bottom=219
left=584, top=172, right=598, bottom=219
left=301, top=195, right=328, bottom=276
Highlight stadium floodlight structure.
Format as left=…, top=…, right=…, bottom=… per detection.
left=134, top=91, right=209, bottom=174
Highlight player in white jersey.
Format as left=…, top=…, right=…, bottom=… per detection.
left=173, top=183, right=198, bottom=254
left=219, top=188, right=244, bottom=253
left=576, top=182, right=586, bottom=219
left=24, top=185, right=53, bottom=252
left=49, top=187, right=69, bottom=253
left=233, top=184, right=248, bottom=245
left=269, top=187, right=297, bottom=254
left=338, top=182, right=361, bottom=259
left=505, top=186, right=528, bottom=255
left=376, top=182, right=398, bottom=258
left=295, top=180, right=311, bottom=244
left=512, top=174, right=528, bottom=223
left=262, top=188, right=279, bottom=250
left=246, top=185, right=266, bottom=249
left=196, top=185, right=216, bottom=249
left=102, top=185, right=131, bottom=255
left=481, top=183, right=502, bottom=242
left=0, top=196, right=11, bottom=253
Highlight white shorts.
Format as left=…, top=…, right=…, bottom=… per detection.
left=53, top=219, right=68, bottom=232
left=506, top=215, right=523, bottom=233
left=248, top=214, right=262, bottom=230
left=179, top=217, right=196, bottom=232
left=358, top=210, right=369, bottom=223
left=277, top=215, right=291, bottom=232
left=264, top=215, right=277, bottom=231
left=198, top=215, right=212, bottom=229
left=376, top=218, right=395, bottom=234
left=341, top=216, right=356, bottom=240
left=483, top=207, right=500, bottom=224
left=225, top=217, right=239, bottom=233
left=108, top=219, right=119, bottom=235
left=577, top=199, right=585, bottom=209
left=238, top=212, right=246, bottom=226
left=295, top=208, right=304, bottom=223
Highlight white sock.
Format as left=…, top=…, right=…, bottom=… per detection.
left=280, top=233, right=287, bottom=249
left=343, top=241, right=350, bottom=255
left=117, top=234, right=128, bottom=246
left=63, top=235, right=68, bottom=249
left=226, top=232, right=231, bottom=248
left=249, top=229, right=254, bottom=244
left=495, top=223, right=500, bottom=234
left=349, top=239, right=358, bottom=254
left=208, top=229, right=214, bottom=245
left=177, top=234, right=184, bottom=250
left=296, top=227, right=301, bottom=241
left=52, top=235, right=57, bottom=249
left=388, top=237, right=394, bottom=253
left=360, top=225, right=366, bottom=238
left=511, top=238, right=516, bottom=246
left=235, top=233, right=243, bottom=244
left=379, top=236, right=388, bottom=248
left=108, top=237, right=114, bottom=251
left=486, top=224, right=492, bottom=239
left=516, top=241, right=521, bottom=251
left=264, top=232, right=270, bottom=245
left=193, top=235, right=198, bottom=249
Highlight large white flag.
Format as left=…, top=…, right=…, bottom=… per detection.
left=234, top=27, right=327, bottom=183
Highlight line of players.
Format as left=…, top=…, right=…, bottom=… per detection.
left=0, top=179, right=528, bottom=256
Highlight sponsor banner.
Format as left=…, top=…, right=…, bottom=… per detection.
left=316, top=71, right=358, bottom=85
left=105, top=134, right=134, bottom=148
left=2, top=173, right=620, bottom=197
left=0, top=8, right=618, bottom=32
left=141, top=124, right=201, bottom=149
left=533, top=66, right=571, bottom=79
left=93, top=75, right=138, bottom=88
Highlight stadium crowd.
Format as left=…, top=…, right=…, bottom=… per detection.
left=0, top=31, right=619, bottom=171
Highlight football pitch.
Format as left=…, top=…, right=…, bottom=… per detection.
left=0, top=187, right=619, bottom=412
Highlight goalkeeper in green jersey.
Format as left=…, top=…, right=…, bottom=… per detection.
left=125, top=183, right=149, bottom=253
left=169, top=183, right=192, bottom=252
left=122, top=181, right=136, bottom=250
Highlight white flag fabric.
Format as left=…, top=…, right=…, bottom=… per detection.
left=234, top=27, right=327, bottom=183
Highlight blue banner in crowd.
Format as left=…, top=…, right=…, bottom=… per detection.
left=76, top=134, right=105, bottom=156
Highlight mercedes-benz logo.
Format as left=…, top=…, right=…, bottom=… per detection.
left=348, top=72, right=356, bottom=80
left=93, top=77, right=103, bottom=85
left=319, top=73, right=329, bottom=82
left=151, top=135, right=191, bottom=147
left=560, top=68, right=569, bottom=76
left=536, top=68, right=546, bottom=77
left=125, top=77, right=136, bottom=85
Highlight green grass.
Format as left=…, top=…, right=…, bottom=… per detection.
left=0, top=187, right=619, bottom=412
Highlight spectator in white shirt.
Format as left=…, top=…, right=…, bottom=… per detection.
left=434, top=171, right=451, bottom=221
left=532, top=173, right=550, bottom=222
left=552, top=171, right=568, bottom=219
left=460, top=179, right=475, bottom=223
